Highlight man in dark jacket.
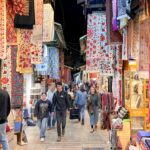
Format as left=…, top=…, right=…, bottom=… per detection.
left=0, top=88, right=11, bottom=150
left=52, top=82, right=70, bottom=142
left=34, top=92, right=52, bottom=142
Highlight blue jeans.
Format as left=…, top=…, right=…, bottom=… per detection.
left=90, top=107, right=99, bottom=126
left=0, top=123, right=9, bottom=150
left=77, top=104, right=85, bottom=121
left=48, top=113, right=56, bottom=128
left=37, top=118, right=48, bottom=138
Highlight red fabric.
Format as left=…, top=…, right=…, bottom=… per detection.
left=6, top=124, right=11, bottom=133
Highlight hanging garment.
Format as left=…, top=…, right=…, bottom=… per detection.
left=14, top=0, right=35, bottom=29
left=43, top=4, right=54, bottom=42
left=0, top=0, right=6, bottom=59
left=112, top=0, right=119, bottom=31
left=118, top=0, right=127, bottom=18
left=106, top=0, right=122, bottom=44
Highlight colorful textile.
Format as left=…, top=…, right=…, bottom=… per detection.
left=35, top=45, right=49, bottom=75
left=106, top=0, right=122, bottom=44
left=118, top=0, right=127, bottom=18
left=17, top=29, right=33, bottom=74
left=13, top=0, right=29, bottom=15
left=14, top=0, right=35, bottom=29
left=30, top=0, right=43, bottom=64
left=122, top=28, right=128, bottom=60
left=0, top=0, right=6, bottom=59
left=31, top=0, right=43, bottom=43
left=99, top=45, right=119, bottom=76
left=6, top=0, right=17, bottom=44
left=131, top=16, right=140, bottom=59
left=11, top=45, right=23, bottom=108
left=43, top=4, right=54, bottom=42
left=49, top=47, right=60, bottom=79
left=30, top=42, right=43, bottom=64
left=1, top=46, right=12, bottom=95
left=86, top=13, right=101, bottom=71
left=139, top=18, right=150, bottom=71
left=86, top=13, right=120, bottom=76
left=127, top=20, right=133, bottom=59
left=112, top=0, right=118, bottom=31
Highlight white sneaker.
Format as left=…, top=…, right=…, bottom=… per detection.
left=40, top=138, right=45, bottom=142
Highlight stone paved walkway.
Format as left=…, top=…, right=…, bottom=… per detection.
left=16, top=112, right=110, bottom=150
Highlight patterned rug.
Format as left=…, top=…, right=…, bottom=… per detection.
left=139, top=18, right=150, bottom=71
left=11, top=45, right=23, bottom=108
left=0, top=0, right=6, bottom=59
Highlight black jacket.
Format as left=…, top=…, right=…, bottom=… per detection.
left=52, top=91, right=70, bottom=112
left=34, top=99, right=52, bottom=120
left=0, top=89, right=11, bottom=124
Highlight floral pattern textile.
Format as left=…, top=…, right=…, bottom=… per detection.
left=49, top=47, right=60, bottom=79
left=86, top=13, right=101, bottom=71
left=30, top=41, right=43, bottom=64
left=0, top=0, right=6, bottom=59
left=31, top=0, right=43, bottom=64
left=17, top=29, right=33, bottom=74
left=1, top=46, right=12, bottom=95
left=6, top=0, right=17, bottom=44
left=35, top=45, right=49, bottom=75
left=139, top=18, right=150, bottom=71
left=31, top=0, right=43, bottom=43
left=13, top=0, right=29, bottom=15
left=86, top=13, right=120, bottom=76
left=43, top=4, right=54, bottom=42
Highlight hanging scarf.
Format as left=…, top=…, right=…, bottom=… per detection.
left=49, top=47, right=60, bottom=79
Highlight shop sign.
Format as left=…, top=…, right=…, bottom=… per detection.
left=0, top=77, right=9, bottom=84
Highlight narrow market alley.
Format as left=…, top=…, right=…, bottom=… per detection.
left=16, top=112, right=110, bottom=150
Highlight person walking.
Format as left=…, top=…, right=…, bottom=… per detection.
left=75, top=84, right=87, bottom=125
left=87, top=86, right=100, bottom=133
left=0, top=88, right=11, bottom=150
left=52, top=82, right=70, bottom=142
left=47, top=83, right=56, bottom=129
left=34, top=93, right=52, bottom=142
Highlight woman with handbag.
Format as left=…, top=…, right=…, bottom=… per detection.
left=87, top=86, right=100, bottom=133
